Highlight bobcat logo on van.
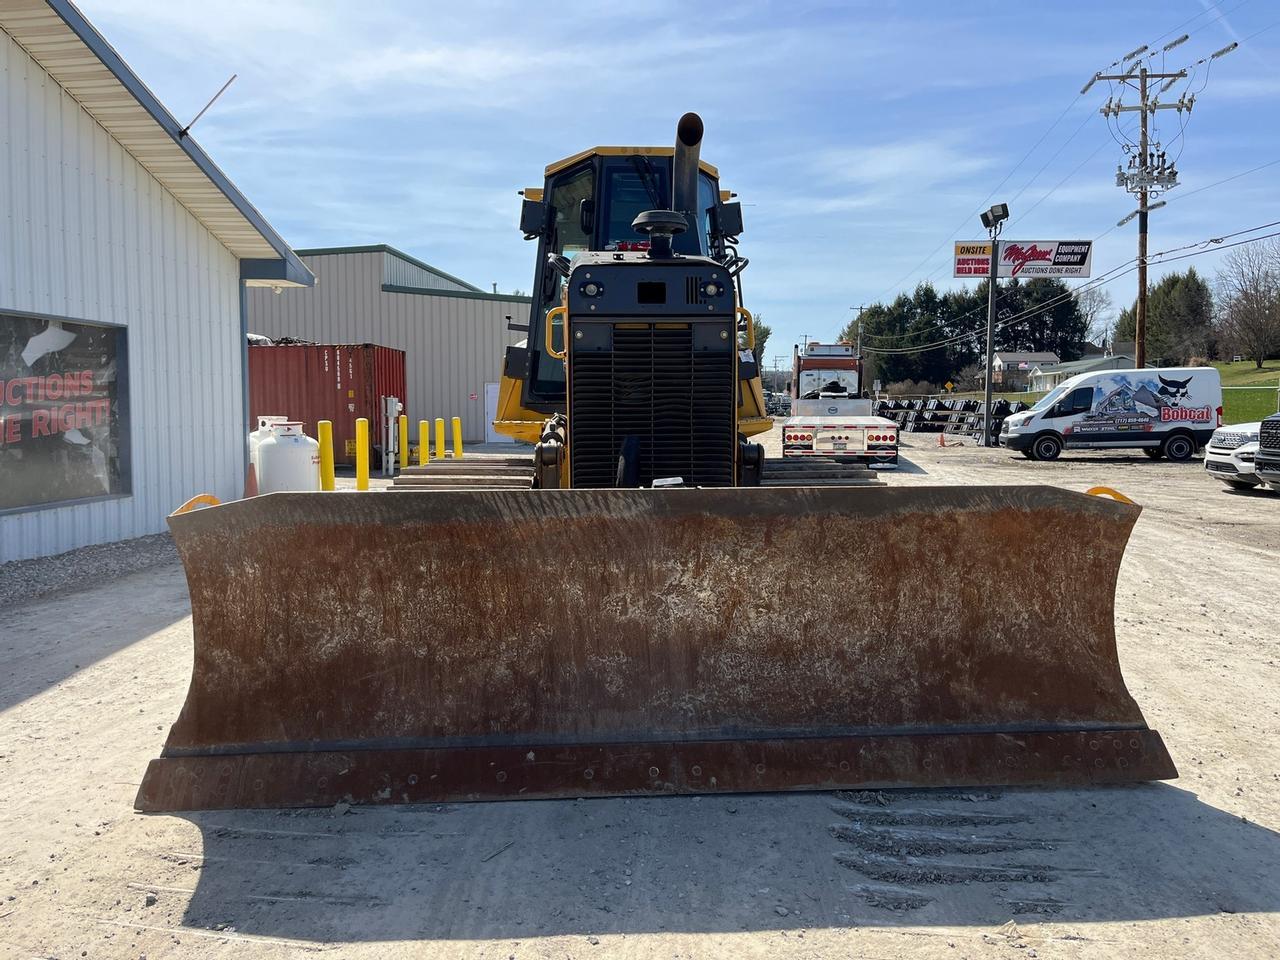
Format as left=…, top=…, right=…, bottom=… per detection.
left=1156, top=374, right=1194, bottom=405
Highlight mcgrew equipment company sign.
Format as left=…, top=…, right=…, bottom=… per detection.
left=953, top=240, right=1093, bottom=278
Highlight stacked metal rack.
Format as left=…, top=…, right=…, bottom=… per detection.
left=874, top=398, right=1031, bottom=439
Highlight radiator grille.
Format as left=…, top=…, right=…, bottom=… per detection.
left=1260, top=418, right=1280, bottom=453
left=570, top=324, right=734, bottom=487
left=1209, top=431, right=1250, bottom=450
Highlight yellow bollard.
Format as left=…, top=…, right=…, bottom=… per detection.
left=317, top=420, right=336, bottom=491
left=355, top=417, right=369, bottom=491
left=451, top=416, right=463, bottom=460
left=434, top=418, right=446, bottom=460
left=398, top=414, right=409, bottom=473
left=417, top=420, right=429, bottom=466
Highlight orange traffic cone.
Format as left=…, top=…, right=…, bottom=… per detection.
left=938, top=432, right=947, bottom=448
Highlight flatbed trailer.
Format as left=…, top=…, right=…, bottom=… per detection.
left=781, top=414, right=899, bottom=467
left=784, top=341, right=899, bottom=467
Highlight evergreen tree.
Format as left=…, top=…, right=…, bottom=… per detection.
left=1115, top=268, right=1213, bottom=363
left=846, top=277, right=1085, bottom=386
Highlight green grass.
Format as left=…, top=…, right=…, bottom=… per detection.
left=1223, top=388, right=1280, bottom=424
left=1212, top=359, right=1280, bottom=387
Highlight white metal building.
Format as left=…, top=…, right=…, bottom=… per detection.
left=0, top=0, right=312, bottom=562
left=246, top=245, right=532, bottom=444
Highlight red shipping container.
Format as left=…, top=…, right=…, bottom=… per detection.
left=248, top=344, right=407, bottom=465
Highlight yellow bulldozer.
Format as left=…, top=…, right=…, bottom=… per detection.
left=136, top=115, right=1175, bottom=812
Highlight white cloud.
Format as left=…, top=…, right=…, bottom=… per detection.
left=809, top=138, right=994, bottom=190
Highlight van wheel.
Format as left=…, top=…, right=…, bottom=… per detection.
left=1032, top=433, right=1063, bottom=461
left=1162, top=432, right=1196, bottom=462
left=1021, top=449, right=1038, bottom=460
left=1143, top=448, right=1163, bottom=459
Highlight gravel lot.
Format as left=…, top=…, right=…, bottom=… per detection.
left=2, top=430, right=1277, bottom=959
left=0, top=532, right=176, bottom=610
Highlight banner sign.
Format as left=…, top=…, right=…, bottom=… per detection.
left=1, top=313, right=129, bottom=511
left=954, top=240, right=1094, bottom=278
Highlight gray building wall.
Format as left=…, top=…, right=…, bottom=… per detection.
left=382, top=249, right=478, bottom=293
left=246, top=249, right=532, bottom=442
left=1, top=27, right=244, bottom=562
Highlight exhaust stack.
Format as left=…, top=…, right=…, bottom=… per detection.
left=671, top=112, right=704, bottom=222
left=633, top=112, right=705, bottom=259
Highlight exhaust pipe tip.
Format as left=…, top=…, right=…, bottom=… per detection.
left=677, top=112, right=704, bottom=148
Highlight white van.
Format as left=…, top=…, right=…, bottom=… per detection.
left=1001, top=366, right=1222, bottom=461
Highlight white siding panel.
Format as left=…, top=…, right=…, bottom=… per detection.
left=247, top=252, right=526, bottom=443
left=0, top=29, right=242, bottom=563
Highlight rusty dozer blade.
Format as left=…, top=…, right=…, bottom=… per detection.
left=137, top=486, right=1176, bottom=811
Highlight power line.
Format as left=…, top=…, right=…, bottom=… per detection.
left=862, top=258, right=1138, bottom=355
left=1005, top=112, right=1095, bottom=213
left=861, top=219, right=1280, bottom=356
left=1165, top=157, right=1280, bottom=204
left=869, top=94, right=1087, bottom=303
left=1241, top=18, right=1280, bottom=42
left=866, top=0, right=1250, bottom=306
left=906, top=120, right=1136, bottom=291
left=859, top=145, right=1262, bottom=348
left=1014, top=140, right=1111, bottom=225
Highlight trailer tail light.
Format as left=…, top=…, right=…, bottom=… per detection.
left=1217, top=405, right=1223, bottom=427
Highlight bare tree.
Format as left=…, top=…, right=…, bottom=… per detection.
left=1215, top=239, right=1280, bottom=370
left=1074, top=286, right=1115, bottom=347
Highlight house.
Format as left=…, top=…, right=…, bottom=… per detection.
left=1028, top=354, right=1137, bottom=392
left=990, top=351, right=1059, bottom=391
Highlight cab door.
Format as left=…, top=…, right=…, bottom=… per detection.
left=1052, top=386, right=1096, bottom=446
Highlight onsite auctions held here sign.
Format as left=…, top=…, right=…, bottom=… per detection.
left=954, top=240, right=1093, bottom=278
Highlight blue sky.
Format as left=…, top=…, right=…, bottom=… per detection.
left=81, top=0, right=1279, bottom=364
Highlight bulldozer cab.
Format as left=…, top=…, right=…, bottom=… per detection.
left=495, top=145, right=764, bottom=441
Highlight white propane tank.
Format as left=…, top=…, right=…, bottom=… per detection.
left=249, top=415, right=287, bottom=479
left=257, top=422, right=320, bottom=493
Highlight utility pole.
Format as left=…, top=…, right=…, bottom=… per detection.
left=850, top=306, right=866, bottom=357
left=1098, top=66, right=1186, bottom=369
left=1089, top=36, right=1234, bottom=369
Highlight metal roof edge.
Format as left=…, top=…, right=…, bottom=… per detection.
left=43, top=0, right=313, bottom=287
left=381, top=283, right=532, bottom=305
left=294, top=244, right=483, bottom=293
left=545, top=146, right=721, bottom=179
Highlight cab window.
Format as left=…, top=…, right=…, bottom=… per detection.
left=1049, top=386, right=1093, bottom=417
left=533, top=164, right=595, bottom=397
left=697, top=174, right=716, bottom=250
left=602, top=159, right=668, bottom=249
left=1064, top=386, right=1094, bottom=415
left=550, top=165, right=593, bottom=257
left=598, top=159, right=715, bottom=255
